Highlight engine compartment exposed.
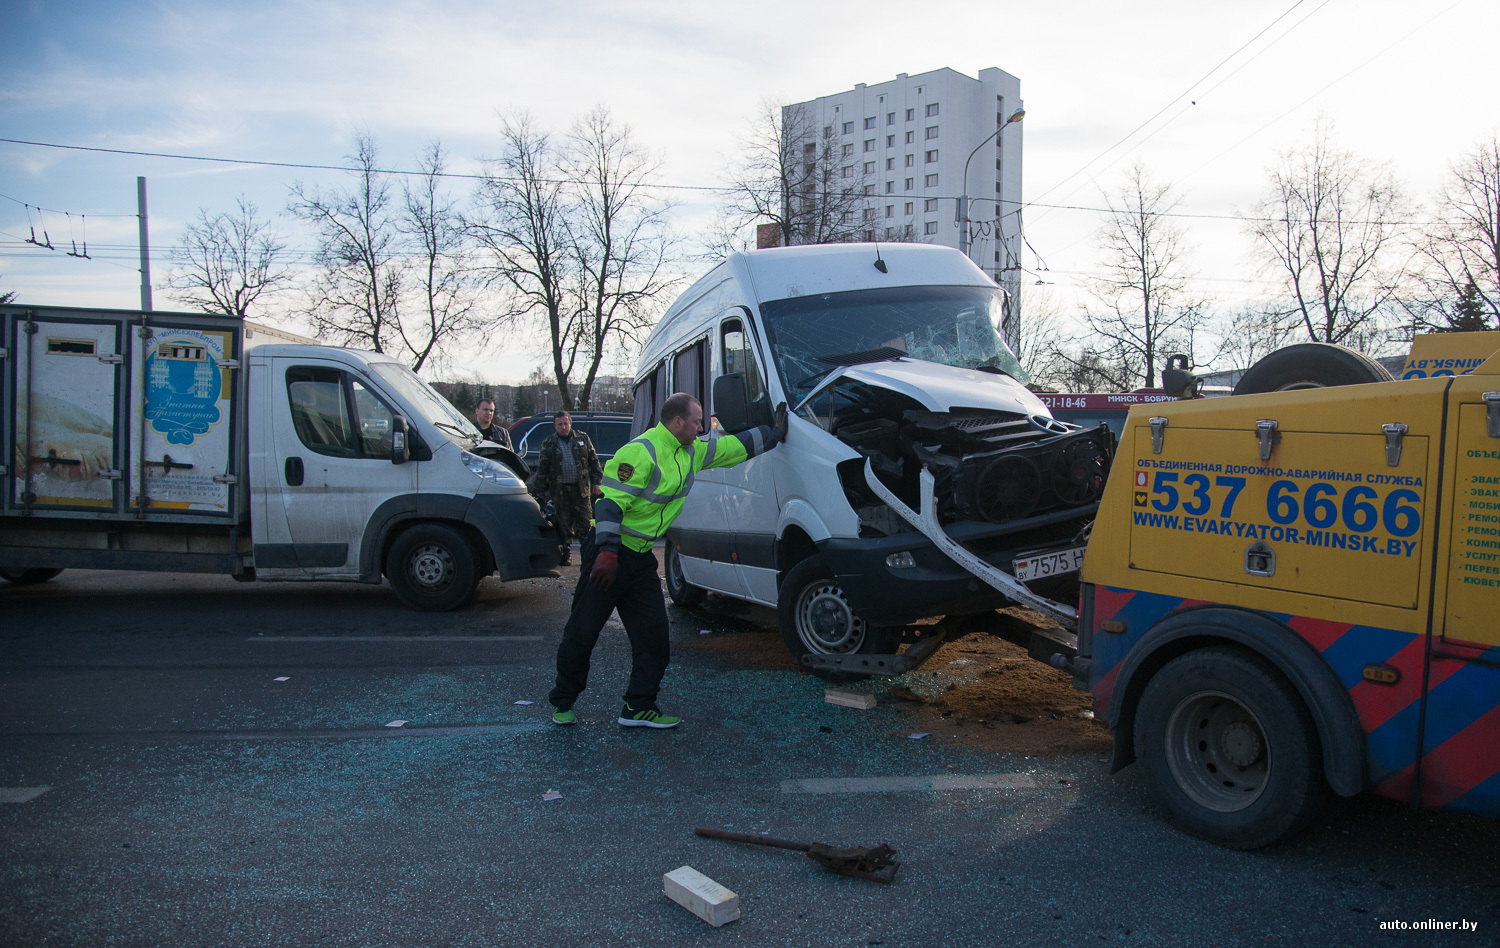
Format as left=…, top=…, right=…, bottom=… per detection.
left=812, top=379, right=1114, bottom=536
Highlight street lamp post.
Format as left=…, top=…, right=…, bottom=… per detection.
left=957, top=107, right=1025, bottom=261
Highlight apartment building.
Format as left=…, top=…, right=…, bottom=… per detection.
left=781, top=66, right=1024, bottom=348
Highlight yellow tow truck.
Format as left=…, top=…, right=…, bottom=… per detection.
left=1075, top=334, right=1500, bottom=848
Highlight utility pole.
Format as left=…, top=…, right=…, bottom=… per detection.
left=957, top=108, right=1025, bottom=261
left=137, top=176, right=153, bottom=311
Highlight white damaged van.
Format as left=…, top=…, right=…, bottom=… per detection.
left=630, top=244, right=1113, bottom=670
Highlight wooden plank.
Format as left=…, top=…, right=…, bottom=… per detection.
left=663, top=865, right=740, bottom=927
left=823, top=688, right=877, bottom=710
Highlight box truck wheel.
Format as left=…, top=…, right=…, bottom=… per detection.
left=386, top=523, right=479, bottom=611
left=1231, top=342, right=1392, bottom=395
left=0, top=567, right=64, bottom=585
left=1133, top=646, right=1328, bottom=850
left=778, top=556, right=897, bottom=681
left=665, top=543, right=707, bottom=607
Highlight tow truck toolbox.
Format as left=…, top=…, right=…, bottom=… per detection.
left=1074, top=341, right=1500, bottom=848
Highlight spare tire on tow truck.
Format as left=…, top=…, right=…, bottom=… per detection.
left=1231, top=342, right=1393, bottom=395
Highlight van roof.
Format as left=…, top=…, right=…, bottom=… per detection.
left=737, top=242, right=992, bottom=303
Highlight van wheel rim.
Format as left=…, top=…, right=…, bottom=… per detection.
left=796, top=581, right=864, bottom=654
left=668, top=549, right=685, bottom=591
left=410, top=544, right=455, bottom=589
left=1164, top=690, right=1270, bottom=812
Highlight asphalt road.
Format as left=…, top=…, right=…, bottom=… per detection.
left=1, top=566, right=1497, bottom=947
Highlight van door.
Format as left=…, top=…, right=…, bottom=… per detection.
left=706, top=312, right=783, bottom=604
left=255, top=359, right=416, bottom=578
left=664, top=339, right=745, bottom=597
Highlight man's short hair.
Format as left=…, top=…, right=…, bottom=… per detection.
left=660, top=392, right=700, bottom=424
left=476, top=398, right=495, bottom=409
left=553, top=410, right=571, bottom=421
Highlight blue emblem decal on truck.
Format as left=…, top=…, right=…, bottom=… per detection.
left=145, top=331, right=223, bottom=446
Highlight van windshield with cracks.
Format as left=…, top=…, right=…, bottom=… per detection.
left=758, top=284, right=1029, bottom=397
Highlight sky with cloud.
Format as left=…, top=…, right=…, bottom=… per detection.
left=2, top=0, right=1496, bottom=382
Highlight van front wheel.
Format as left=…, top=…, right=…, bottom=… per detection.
left=778, top=556, right=896, bottom=681
left=665, top=543, right=707, bottom=607
left=386, top=523, right=479, bottom=611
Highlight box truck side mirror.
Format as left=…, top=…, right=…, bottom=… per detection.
left=712, top=373, right=752, bottom=434
left=391, top=415, right=410, bottom=465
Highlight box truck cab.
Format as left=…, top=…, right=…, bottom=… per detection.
left=633, top=244, right=1113, bottom=666
left=1, top=306, right=558, bottom=609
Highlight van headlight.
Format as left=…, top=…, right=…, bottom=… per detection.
left=462, top=452, right=523, bottom=487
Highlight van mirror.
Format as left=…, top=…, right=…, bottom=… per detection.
left=712, top=373, right=752, bottom=434
left=391, top=415, right=410, bottom=465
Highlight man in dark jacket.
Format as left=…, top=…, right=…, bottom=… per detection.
left=474, top=398, right=512, bottom=451
left=528, top=411, right=601, bottom=566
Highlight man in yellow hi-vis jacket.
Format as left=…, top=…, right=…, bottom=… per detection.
left=547, top=392, right=786, bottom=728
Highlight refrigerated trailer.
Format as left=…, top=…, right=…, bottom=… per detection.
left=1, top=305, right=559, bottom=609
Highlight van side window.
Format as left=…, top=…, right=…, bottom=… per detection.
left=673, top=338, right=709, bottom=412
left=721, top=319, right=764, bottom=403
left=286, top=367, right=395, bottom=460
left=631, top=365, right=661, bottom=437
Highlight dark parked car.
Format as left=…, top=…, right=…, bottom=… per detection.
left=507, top=412, right=634, bottom=472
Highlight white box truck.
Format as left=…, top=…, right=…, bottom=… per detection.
left=1, top=305, right=559, bottom=609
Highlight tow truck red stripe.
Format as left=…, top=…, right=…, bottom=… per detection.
left=1417, top=704, right=1500, bottom=808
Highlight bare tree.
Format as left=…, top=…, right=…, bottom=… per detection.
left=717, top=100, right=872, bottom=249
left=397, top=142, right=487, bottom=372
left=162, top=197, right=290, bottom=317
left=472, top=109, right=680, bottom=411
left=1247, top=122, right=1411, bottom=347
left=470, top=113, right=577, bottom=405
left=1081, top=163, right=1208, bottom=390
left=289, top=133, right=405, bottom=357
left=563, top=106, right=679, bottom=409
left=1404, top=134, right=1500, bottom=332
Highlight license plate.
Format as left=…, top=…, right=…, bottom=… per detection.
left=1013, top=545, right=1086, bottom=582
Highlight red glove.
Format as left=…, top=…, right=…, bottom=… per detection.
left=589, top=550, right=619, bottom=591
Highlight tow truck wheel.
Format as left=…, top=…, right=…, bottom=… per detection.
left=386, top=523, right=479, bottom=612
left=665, top=543, right=707, bottom=607
left=778, top=556, right=897, bottom=681
left=1134, top=646, right=1328, bottom=850
left=1231, top=342, right=1393, bottom=395
left=0, top=567, right=64, bottom=585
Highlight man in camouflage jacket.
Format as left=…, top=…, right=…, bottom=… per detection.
left=528, top=411, right=602, bottom=565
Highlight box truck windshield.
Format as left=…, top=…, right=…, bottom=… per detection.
left=758, top=284, right=1029, bottom=397
left=370, top=362, right=481, bottom=446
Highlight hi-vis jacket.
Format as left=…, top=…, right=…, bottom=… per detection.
left=594, top=422, right=780, bottom=554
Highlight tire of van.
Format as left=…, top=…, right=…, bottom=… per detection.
left=386, top=523, right=479, bottom=611
left=778, top=555, right=899, bottom=682
left=664, top=543, right=707, bottom=607
left=1231, top=343, right=1393, bottom=395
left=1133, top=646, right=1329, bottom=850
left=0, top=567, right=64, bottom=585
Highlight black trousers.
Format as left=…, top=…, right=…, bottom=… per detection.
left=548, top=530, right=670, bottom=710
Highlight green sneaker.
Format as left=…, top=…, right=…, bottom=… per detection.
left=550, top=706, right=576, bottom=726
left=618, top=702, right=681, bottom=729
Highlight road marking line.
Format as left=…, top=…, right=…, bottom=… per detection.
left=0, top=786, right=50, bottom=803
left=246, top=635, right=544, bottom=642
left=0, top=723, right=548, bottom=743
left=780, top=773, right=1038, bottom=794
